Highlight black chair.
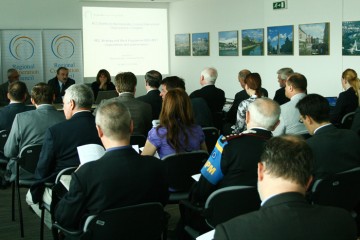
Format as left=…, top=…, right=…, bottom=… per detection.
left=130, top=134, right=147, bottom=148
left=183, top=186, right=261, bottom=238
left=52, top=202, right=168, bottom=240
left=0, top=129, right=9, bottom=164
left=202, top=127, right=219, bottom=154
left=40, top=166, right=77, bottom=240
left=12, top=144, right=42, bottom=238
left=340, top=112, right=356, bottom=129
left=162, top=151, right=209, bottom=203
left=311, top=167, right=360, bottom=211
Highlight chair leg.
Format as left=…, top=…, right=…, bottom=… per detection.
left=17, top=184, right=24, bottom=238
left=40, top=207, right=44, bottom=240
left=11, top=181, right=15, bottom=221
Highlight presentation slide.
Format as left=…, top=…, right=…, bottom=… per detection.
left=82, top=7, right=169, bottom=77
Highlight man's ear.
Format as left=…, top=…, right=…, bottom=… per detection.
left=270, top=120, right=280, bottom=131
left=30, top=98, right=36, bottom=106
left=129, top=120, right=134, bottom=135
left=69, top=99, right=75, bottom=111
left=96, top=125, right=103, bottom=139
left=6, top=92, right=11, bottom=101
left=305, top=175, right=314, bottom=191
left=257, top=162, right=265, bottom=182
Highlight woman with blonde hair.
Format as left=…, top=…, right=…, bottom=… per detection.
left=142, top=88, right=207, bottom=159
left=330, top=68, right=360, bottom=126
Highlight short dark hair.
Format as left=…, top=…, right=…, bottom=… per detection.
left=296, top=94, right=330, bottom=123
left=260, top=135, right=313, bottom=187
left=145, top=70, right=162, bottom=88
left=114, top=72, right=137, bottom=93
left=287, top=73, right=307, bottom=92
left=56, top=67, right=69, bottom=74
left=8, top=81, right=28, bottom=102
left=160, top=76, right=185, bottom=91
left=31, top=82, right=54, bottom=104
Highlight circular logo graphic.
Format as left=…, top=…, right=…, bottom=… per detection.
left=9, top=35, right=35, bottom=60
left=51, top=34, right=76, bottom=59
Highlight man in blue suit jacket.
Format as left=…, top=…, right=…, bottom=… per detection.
left=214, top=135, right=357, bottom=240
left=27, top=84, right=102, bottom=222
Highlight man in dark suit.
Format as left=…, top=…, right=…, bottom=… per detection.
left=0, top=69, right=21, bottom=106
left=351, top=107, right=360, bottom=136
left=296, top=94, right=360, bottom=180
left=112, top=72, right=152, bottom=136
left=137, top=70, right=163, bottom=120
left=27, top=84, right=102, bottom=222
left=179, top=98, right=280, bottom=235
left=4, top=83, right=65, bottom=181
left=55, top=99, right=168, bottom=229
left=0, top=81, right=34, bottom=132
left=190, top=67, right=225, bottom=129
left=214, top=135, right=357, bottom=240
left=47, top=67, right=75, bottom=104
left=273, top=67, right=293, bottom=105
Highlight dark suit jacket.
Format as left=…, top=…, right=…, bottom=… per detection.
left=0, top=81, right=10, bottom=106
left=48, top=77, right=76, bottom=104
left=351, top=107, right=360, bottom=136
left=273, top=87, right=289, bottom=105
left=306, top=124, right=360, bottom=180
left=0, top=103, right=34, bottom=131
left=190, top=85, right=225, bottom=114
left=330, top=87, right=358, bottom=126
left=31, top=111, right=102, bottom=203
left=137, top=89, right=162, bottom=120
left=191, top=129, right=272, bottom=204
left=191, top=98, right=213, bottom=127
left=55, top=146, right=169, bottom=229
left=214, top=192, right=357, bottom=240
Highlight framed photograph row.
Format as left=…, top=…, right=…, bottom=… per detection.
left=175, top=20, right=360, bottom=56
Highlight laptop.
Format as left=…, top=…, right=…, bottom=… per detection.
left=95, top=90, right=118, bottom=104
left=325, top=96, right=337, bottom=107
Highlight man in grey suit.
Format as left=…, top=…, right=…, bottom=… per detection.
left=113, top=72, right=152, bottom=136
left=4, top=83, right=65, bottom=181
left=214, top=135, right=357, bottom=240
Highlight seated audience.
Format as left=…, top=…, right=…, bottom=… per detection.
left=160, top=76, right=213, bottom=127
left=330, top=68, right=360, bottom=126
left=91, top=69, right=115, bottom=100
left=4, top=83, right=65, bottom=181
left=142, top=88, right=207, bottom=159
left=273, top=73, right=308, bottom=136
left=0, top=68, right=21, bottom=106
left=0, top=81, right=34, bottom=132
left=296, top=93, right=360, bottom=180
left=54, top=99, right=168, bottom=230
left=137, top=70, right=163, bottom=120
left=27, top=84, right=102, bottom=222
left=47, top=67, right=75, bottom=104
left=214, top=135, right=357, bottom=240
left=273, top=67, right=293, bottom=105
left=233, top=73, right=263, bottom=133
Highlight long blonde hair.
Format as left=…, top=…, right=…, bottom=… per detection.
left=342, top=68, right=360, bottom=104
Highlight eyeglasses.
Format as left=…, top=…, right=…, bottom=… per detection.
left=299, top=117, right=304, bottom=123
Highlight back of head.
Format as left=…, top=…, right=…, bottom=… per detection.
left=342, top=68, right=360, bottom=98
left=8, top=81, right=28, bottom=102
left=161, top=76, right=186, bottom=91
left=64, top=84, right=94, bottom=109
left=114, top=72, right=137, bottom=93
left=31, top=82, right=54, bottom=105
left=96, top=69, right=111, bottom=83
left=244, top=73, right=262, bottom=97
left=95, top=98, right=131, bottom=141
left=160, top=88, right=194, bottom=126
left=260, top=135, right=313, bottom=187
left=277, top=67, right=294, bottom=80
left=145, top=70, right=162, bottom=88
left=248, top=98, right=280, bottom=130
left=201, top=67, right=218, bottom=85
left=238, top=69, right=251, bottom=88
left=296, top=94, right=330, bottom=123
left=287, top=73, right=307, bottom=92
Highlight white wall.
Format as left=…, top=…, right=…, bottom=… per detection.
left=169, top=0, right=360, bottom=98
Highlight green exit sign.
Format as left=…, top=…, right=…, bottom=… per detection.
left=273, top=1, right=287, bottom=10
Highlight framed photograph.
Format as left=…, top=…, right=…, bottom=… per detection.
left=242, top=28, right=264, bottom=56
left=343, top=21, right=360, bottom=56
left=299, top=23, right=330, bottom=56
left=267, top=25, right=294, bottom=55
left=175, top=33, right=190, bottom=56
left=192, top=32, right=209, bottom=56
left=219, top=31, right=238, bottom=56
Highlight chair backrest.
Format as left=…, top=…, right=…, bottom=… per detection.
left=17, top=144, right=43, bottom=174
left=204, top=186, right=261, bottom=228
left=202, top=127, right=219, bottom=154
left=341, top=112, right=356, bottom=129
left=130, top=134, right=147, bottom=148
left=0, top=129, right=9, bottom=155
left=83, top=202, right=166, bottom=240
left=163, top=151, right=209, bottom=191
left=311, top=167, right=360, bottom=211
